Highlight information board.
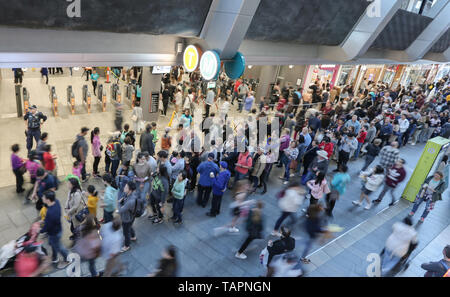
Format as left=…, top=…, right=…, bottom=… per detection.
left=150, top=92, right=159, bottom=113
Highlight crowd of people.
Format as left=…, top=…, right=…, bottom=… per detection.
left=7, top=66, right=450, bottom=277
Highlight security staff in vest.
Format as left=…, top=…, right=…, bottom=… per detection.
left=24, top=105, right=47, bottom=154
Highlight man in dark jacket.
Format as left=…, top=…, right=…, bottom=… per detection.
left=266, top=226, right=295, bottom=267
left=373, top=159, right=406, bottom=206
left=140, top=124, right=155, bottom=156
left=40, top=190, right=70, bottom=268
left=421, top=245, right=450, bottom=277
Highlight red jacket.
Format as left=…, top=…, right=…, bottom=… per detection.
left=357, top=131, right=367, bottom=144
left=318, top=142, right=334, bottom=159
left=276, top=98, right=287, bottom=111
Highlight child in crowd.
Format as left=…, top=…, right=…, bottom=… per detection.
left=42, top=144, right=57, bottom=176
left=151, top=122, right=158, bottom=145
left=87, top=185, right=99, bottom=220
left=353, top=165, right=385, bottom=210
left=72, top=160, right=83, bottom=180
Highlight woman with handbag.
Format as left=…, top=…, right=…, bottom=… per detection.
left=409, top=171, right=446, bottom=223
left=74, top=215, right=101, bottom=277
left=65, top=178, right=85, bottom=241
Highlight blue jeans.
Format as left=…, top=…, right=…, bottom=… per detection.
left=88, top=258, right=97, bottom=277
left=410, top=197, right=433, bottom=219
left=234, top=171, right=246, bottom=185
left=172, top=198, right=184, bottom=222
left=354, top=142, right=363, bottom=159
left=302, top=170, right=315, bottom=185
left=48, top=231, right=69, bottom=262
left=281, top=154, right=291, bottom=181
left=136, top=180, right=150, bottom=207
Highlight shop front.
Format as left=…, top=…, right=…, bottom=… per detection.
left=303, top=64, right=340, bottom=90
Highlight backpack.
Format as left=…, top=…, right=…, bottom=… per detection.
left=424, top=260, right=449, bottom=277
left=134, top=197, right=145, bottom=218
left=71, top=139, right=80, bottom=158
left=106, top=142, right=119, bottom=158
left=152, top=176, right=165, bottom=193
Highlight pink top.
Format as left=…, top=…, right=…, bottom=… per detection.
left=235, top=152, right=253, bottom=175
left=25, top=160, right=41, bottom=179
left=279, top=135, right=291, bottom=152
left=92, top=135, right=101, bottom=157
left=72, top=164, right=83, bottom=178
left=307, top=179, right=330, bottom=200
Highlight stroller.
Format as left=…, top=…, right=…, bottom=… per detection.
left=0, top=222, right=47, bottom=275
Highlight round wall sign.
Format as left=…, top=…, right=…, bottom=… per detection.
left=200, top=50, right=221, bottom=81
left=224, top=52, right=245, bottom=79
left=183, top=45, right=200, bottom=72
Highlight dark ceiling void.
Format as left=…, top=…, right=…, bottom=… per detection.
left=244, top=0, right=370, bottom=46
left=370, top=9, right=433, bottom=51
left=0, top=0, right=212, bottom=37
left=430, top=28, right=450, bottom=53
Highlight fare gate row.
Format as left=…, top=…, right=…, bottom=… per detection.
left=45, top=83, right=136, bottom=116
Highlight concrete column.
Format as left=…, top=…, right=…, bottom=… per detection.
left=141, top=67, right=162, bottom=123
left=255, top=65, right=278, bottom=103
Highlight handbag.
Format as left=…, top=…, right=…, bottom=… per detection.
left=131, top=114, right=137, bottom=122
left=75, top=193, right=90, bottom=222
left=18, top=165, right=27, bottom=175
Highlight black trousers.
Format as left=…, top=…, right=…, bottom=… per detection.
left=163, top=100, right=169, bottom=115
left=150, top=194, right=163, bottom=219
left=92, top=81, right=98, bottom=95
left=197, top=185, right=212, bottom=207
left=325, top=193, right=337, bottom=217
left=13, top=169, right=24, bottom=192
left=337, top=150, right=350, bottom=169
left=205, top=104, right=211, bottom=118
left=41, top=74, right=48, bottom=84
left=210, top=194, right=223, bottom=215
left=93, top=156, right=101, bottom=175
left=238, top=236, right=257, bottom=254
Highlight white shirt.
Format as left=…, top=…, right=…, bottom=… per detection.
left=399, top=118, right=410, bottom=133
left=175, top=92, right=182, bottom=106
left=385, top=222, right=418, bottom=257
left=100, top=222, right=123, bottom=260
left=183, top=94, right=193, bottom=109
left=220, top=101, right=230, bottom=115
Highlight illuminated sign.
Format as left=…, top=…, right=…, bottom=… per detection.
left=199, top=50, right=220, bottom=81
left=183, top=45, right=200, bottom=72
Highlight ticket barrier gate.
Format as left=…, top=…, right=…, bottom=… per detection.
left=82, top=85, right=91, bottom=113
left=49, top=86, right=58, bottom=116
left=23, top=87, right=30, bottom=114
left=98, top=84, right=106, bottom=112
left=111, top=83, right=121, bottom=103
left=124, top=83, right=136, bottom=107
left=67, top=85, right=75, bottom=115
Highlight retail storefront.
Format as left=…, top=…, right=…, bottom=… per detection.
left=433, top=64, right=450, bottom=82
left=303, top=64, right=340, bottom=90
left=336, top=65, right=358, bottom=87
left=400, top=64, right=433, bottom=87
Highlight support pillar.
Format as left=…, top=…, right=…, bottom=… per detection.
left=255, top=65, right=278, bottom=103
left=141, top=67, right=162, bottom=124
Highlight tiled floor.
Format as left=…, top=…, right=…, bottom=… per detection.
left=0, top=68, right=448, bottom=276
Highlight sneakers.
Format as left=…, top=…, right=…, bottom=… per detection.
left=121, top=246, right=130, bottom=253
left=206, top=212, right=216, bottom=217
left=235, top=252, right=247, bottom=259
left=228, top=227, right=239, bottom=233
left=372, top=199, right=382, bottom=203
left=408, top=212, right=414, bottom=217
left=364, top=203, right=372, bottom=210
left=141, top=209, right=148, bottom=218
left=130, top=237, right=137, bottom=241
left=52, top=257, right=60, bottom=264
left=388, top=200, right=398, bottom=206
left=419, top=217, right=425, bottom=223
left=148, top=214, right=157, bottom=220
left=152, top=218, right=163, bottom=224
left=174, top=220, right=182, bottom=225
left=283, top=181, right=289, bottom=185
left=352, top=200, right=362, bottom=206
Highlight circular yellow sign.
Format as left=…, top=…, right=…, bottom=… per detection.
left=183, top=45, right=199, bottom=72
